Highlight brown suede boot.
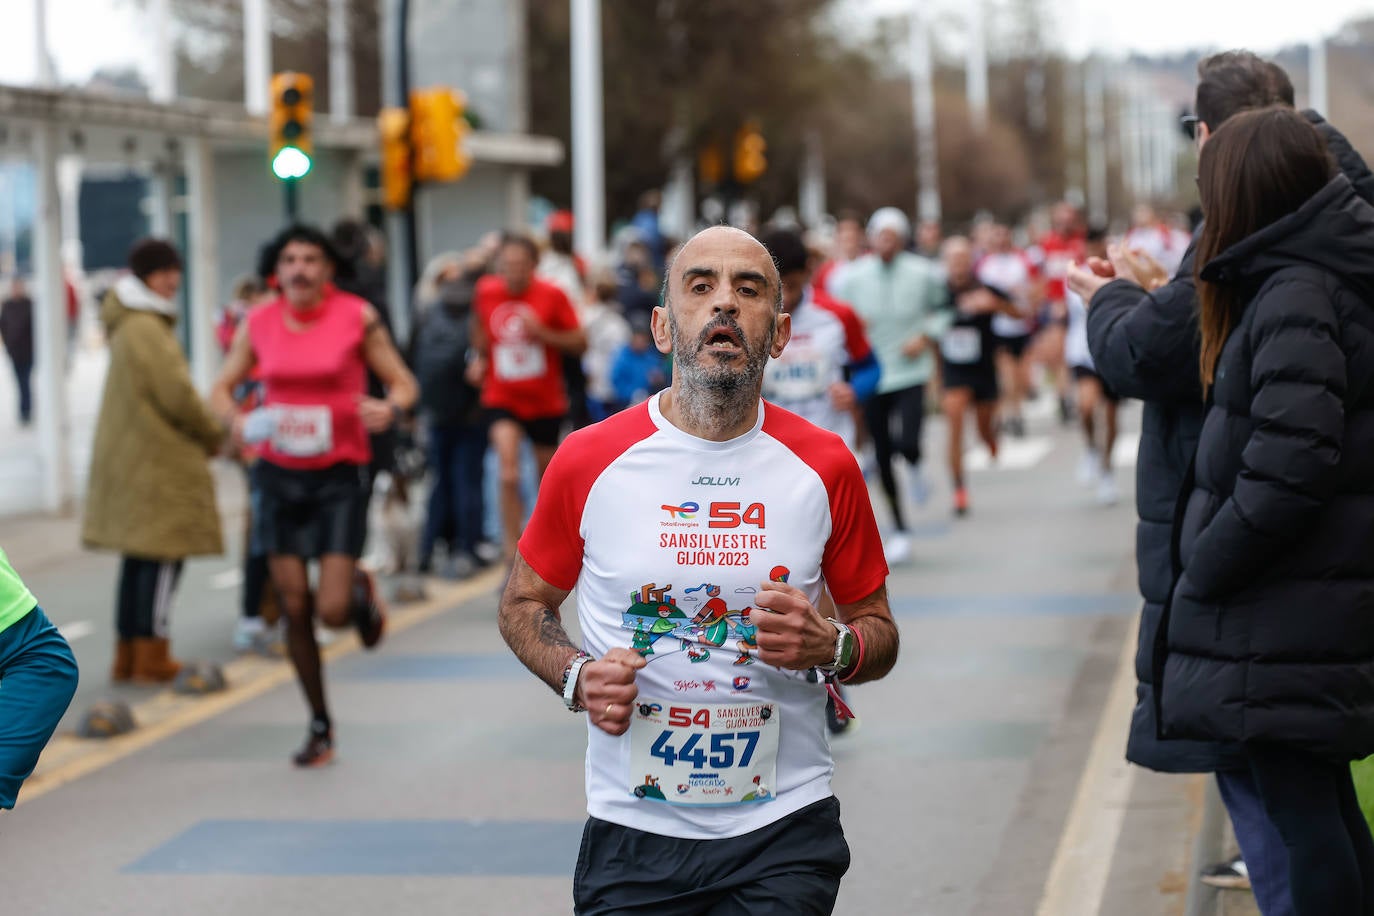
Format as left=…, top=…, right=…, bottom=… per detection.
left=130, top=637, right=183, bottom=684
left=111, top=638, right=134, bottom=682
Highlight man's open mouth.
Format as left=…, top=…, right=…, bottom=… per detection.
left=703, top=326, right=743, bottom=352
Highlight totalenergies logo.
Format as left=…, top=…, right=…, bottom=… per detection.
left=661, top=500, right=699, bottom=520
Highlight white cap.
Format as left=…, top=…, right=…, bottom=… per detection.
left=867, top=207, right=911, bottom=241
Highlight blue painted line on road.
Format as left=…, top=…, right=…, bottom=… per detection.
left=125, top=819, right=583, bottom=876
left=334, top=653, right=526, bottom=680
left=906, top=520, right=953, bottom=539
left=889, top=592, right=1137, bottom=617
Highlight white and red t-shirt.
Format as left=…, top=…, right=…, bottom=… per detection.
left=1031, top=231, right=1085, bottom=307
left=519, top=394, right=888, bottom=839
left=763, top=294, right=871, bottom=448
left=1124, top=223, right=1190, bottom=276
left=476, top=275, right=582, bottom=420
left=976, top=249, right=1038, bottom=338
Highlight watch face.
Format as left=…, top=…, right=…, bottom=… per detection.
left=837, top=630, right=856, bottom=668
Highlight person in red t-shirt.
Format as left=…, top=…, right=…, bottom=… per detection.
left=472, top=233, right=587, bottom=567
left=1029, top=201, right=1086, bottom=422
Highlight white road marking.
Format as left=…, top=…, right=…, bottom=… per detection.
left=210, top=569, right=243, bottom=590
left=58, top=620, right=95, bottom=642
left=965, top=436, right=1054, bottom=472
left=1035, top=613, right=1140, bottom=916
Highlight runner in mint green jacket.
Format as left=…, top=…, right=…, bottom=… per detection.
left=0, top=547, right=79, bottom=809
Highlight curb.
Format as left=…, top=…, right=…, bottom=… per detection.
left=19, top=567, right=505, bottom=806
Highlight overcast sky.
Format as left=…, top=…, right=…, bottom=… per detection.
left=2, top=0, right=1374, bottom=90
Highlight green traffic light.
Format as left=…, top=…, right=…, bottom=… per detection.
left=272, top=146, right=312, bottom=181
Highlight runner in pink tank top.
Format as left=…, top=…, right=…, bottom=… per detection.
left=248, top=288, right=372, bottom=469
left=211, top=224, right=418, bottom=769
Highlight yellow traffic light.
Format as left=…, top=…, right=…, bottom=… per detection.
left=733, top=121, right=767, bottom=185
left=270, top=72, right=314, bottom=180
left=378, top=107, right=412, bottom=211
left=698, top=143, right=724, bottom=186
left=410, top=87, right=472, bottom=183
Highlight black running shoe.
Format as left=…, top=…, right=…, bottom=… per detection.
left=292, top=729, right=334, bottom=768
left=351, top=569, right=387, bottom=650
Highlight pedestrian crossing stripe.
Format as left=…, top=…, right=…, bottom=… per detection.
left=964, top=437, right=1053, bottom=472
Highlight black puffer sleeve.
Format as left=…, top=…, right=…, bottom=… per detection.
left=1086, top=245, right=1203, bottom=404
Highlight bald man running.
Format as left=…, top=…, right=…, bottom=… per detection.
left=499, top=227, right=899, bottom=914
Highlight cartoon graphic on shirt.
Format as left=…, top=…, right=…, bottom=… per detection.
left=622, top=574, right=792, bottom=666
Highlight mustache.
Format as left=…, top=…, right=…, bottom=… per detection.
left=697, top=315, right=745, bottom=346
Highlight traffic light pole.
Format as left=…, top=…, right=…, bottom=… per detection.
left=394, top=0, right=420, bottom=331
left=283, top=177, right=299, bottom=223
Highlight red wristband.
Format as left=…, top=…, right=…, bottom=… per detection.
left=839, top=624, right=865, bottom=684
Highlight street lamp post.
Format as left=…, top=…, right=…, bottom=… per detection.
left=910, top=4, right=941, bottom=224
left=571, top=0, right=606, bottom=263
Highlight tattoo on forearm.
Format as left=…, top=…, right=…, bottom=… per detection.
left=538, top=608, right=577, bottom=653
left=499, top=598, right=580, bottom=695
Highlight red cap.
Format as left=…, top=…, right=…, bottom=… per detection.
left=547, top=209, right=574, bottom=233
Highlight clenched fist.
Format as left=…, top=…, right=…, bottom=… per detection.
left=753, top=581, right=835, bottom=671
left=575, top=648, right=646, bottom=736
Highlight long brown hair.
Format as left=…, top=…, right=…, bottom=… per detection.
left=1195, top=107, right=1334, bottom=390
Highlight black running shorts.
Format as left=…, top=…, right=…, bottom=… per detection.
left=943, top=368, right=1000, bottom=405
left=573, top=797, right=850, bottom=915
left=995, top=333, right=1032, bottom=359
left=1071, top=365, right=1121, bottom=402
left=483, top=408, right=563, bottom=448
left=253, top=461, right=371, bottom=559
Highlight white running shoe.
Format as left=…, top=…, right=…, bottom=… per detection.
left=233, top=616, right=266, bottom=652
left=1077, top=449, right=1101, bottom=486
left=1096, top=473, right=1120, bottom=506
left=857, top=445, right=878, bottom=481
left=907, top=465, right=932, bottom=507
left=883, top=532, right=912, bottom=565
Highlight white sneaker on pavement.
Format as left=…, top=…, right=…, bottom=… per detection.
left=1077, top=449, right=1101, bottom=486
left=883, top=532, right=912, bottom=565
left=907, top=464, right=932, bottom=507
left=233, top=616, right=266, bottom=652
left=1096, top=472, right=1120, bottom=506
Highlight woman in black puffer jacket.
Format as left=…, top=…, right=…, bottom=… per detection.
left=1159, top=106, right=1374, bottom=913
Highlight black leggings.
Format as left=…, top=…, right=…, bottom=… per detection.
left=1247, top=743, right=1374, bottom=915
left=863, top=384, right=925, bottom=531
left=116, top=556, right=184, bottom=639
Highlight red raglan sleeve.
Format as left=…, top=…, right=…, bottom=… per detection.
left=821, top=453, right=889, bottom=605
left=517, top=405, right=658, bottom=590
left=517, top=443, right=587, bottom=591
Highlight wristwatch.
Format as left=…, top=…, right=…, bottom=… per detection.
left=561, top=652, right=593, bottom=712
left=820, top=619, right=856, bottom=674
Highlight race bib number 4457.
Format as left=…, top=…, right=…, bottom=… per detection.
left=627, top=699, right=779, bottom=806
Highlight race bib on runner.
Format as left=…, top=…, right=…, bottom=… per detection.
left=272, top=405, right=333, bottom=457
left=941, top=327, right=982, bottom=364
left=493, top=341, right=547, bottom=382
left=765, top=350, right=831, bottom=402
left=627, top=699, right=779, bottom=807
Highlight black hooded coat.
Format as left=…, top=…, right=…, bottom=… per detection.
left=1158, top=174, right=1374, bottom=760
left=1086, top=112, right=1374, bottom=773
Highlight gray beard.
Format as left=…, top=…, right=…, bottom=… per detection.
left=668, top=308, right=774, bottom=437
